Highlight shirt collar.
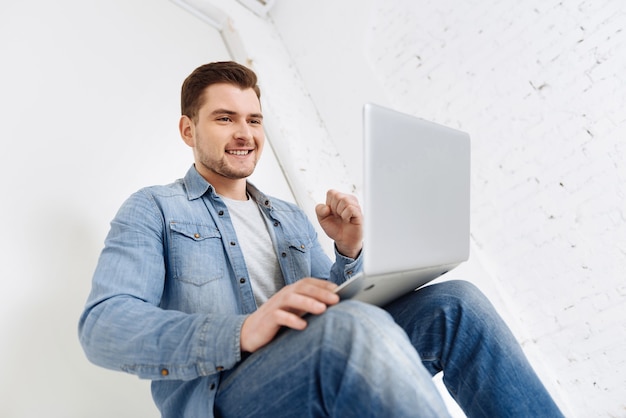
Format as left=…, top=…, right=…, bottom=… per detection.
left=183, top=165, right=214, bottom=200
left=182, top=165, right=273, bottom=210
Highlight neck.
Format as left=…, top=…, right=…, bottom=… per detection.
left=210, top=176, right=248, bottom=201
left=194, top=164, right=249, bottom=200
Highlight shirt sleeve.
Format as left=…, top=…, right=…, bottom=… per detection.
left=330, top=245, right=363, bottom=284
left=78, top=190, right=244, bottom=381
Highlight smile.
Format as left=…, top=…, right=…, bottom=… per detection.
left=226, top=150, right=251, bottom=156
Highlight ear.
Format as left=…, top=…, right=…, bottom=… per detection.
left=179, top=115, right=195, bottom=147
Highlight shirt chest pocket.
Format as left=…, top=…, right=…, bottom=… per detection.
left=169, top=222, right=225, bottom=286
left=283, top=236, right=313, bottom=280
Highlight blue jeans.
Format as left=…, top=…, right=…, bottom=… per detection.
left=215, top=281, right=563, bottom=417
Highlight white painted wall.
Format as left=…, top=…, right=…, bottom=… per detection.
left=0, top=1, right=292, bottom=417
left=269, top=0, right=626, bottom=416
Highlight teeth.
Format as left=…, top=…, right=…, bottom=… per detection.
left=227, top=150, right=250, bottom=156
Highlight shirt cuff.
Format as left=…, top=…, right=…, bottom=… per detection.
left=334, top=245, right=363, bottom=279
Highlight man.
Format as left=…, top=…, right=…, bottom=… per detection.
left=79, top=61, right=563, bottom=417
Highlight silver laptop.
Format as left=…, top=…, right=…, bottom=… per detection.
left=334, top=103, right=471, bottom=306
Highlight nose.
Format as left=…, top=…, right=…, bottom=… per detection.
left=234, top=120, right=253, bottom=141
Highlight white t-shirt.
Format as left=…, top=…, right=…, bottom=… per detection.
left=220, top=195, right=284, bottom=307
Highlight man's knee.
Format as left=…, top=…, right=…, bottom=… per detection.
left=311, top=300, right=397, bottom=343
left=426, top=279, right=485, bottom=302
left=420, top=280, right=493, bottom=314
left=325, top=299, right=395, bottom=323
left=308, top=300, right=416, bottom=360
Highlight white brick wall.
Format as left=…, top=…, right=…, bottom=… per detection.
left=368, top=1, right=626, bottom=415
left=271, top=0, right=625, bottom=415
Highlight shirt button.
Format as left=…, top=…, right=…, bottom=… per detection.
left=300, top=244, right=305, bottom=249
left=160, top=368, right=169, bottom=376
left=281, top=252, right=287, bottom=257
left=216, top=366, right=224, bottom=372
left=218, top=210, right=224, bottom=216
left=240, top=278, right=246, bottom=284
left=230, top=241, right=236, bottom=246
left=210, top=383, right=216, bottom=390
left=194, top=233, right=200, bottom=239
left=274, top=222, right=279, bottom=227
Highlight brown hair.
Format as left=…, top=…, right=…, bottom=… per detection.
left=181, top=61, right=261, bottom=121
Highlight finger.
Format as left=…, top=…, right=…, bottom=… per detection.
left=326, top=191, right=361, bottom=222
left=296, top=277, right=340, bottom=294
left=284, top=279, right=340, bottom=309
left=272, top=309, right=308, bottom=330
left=338, top=201, right=354, bottom=223
left=336, top=200, right=361, bottom=224
left=315, top=203, right=331, bottom=220
left=282, top=290, right=332, bottom=315
left=293, top=279, right=339, bottom=306
left=325, top=189, right=339, bottom=204
left=297, top=277, right=338, bottom=288
left=325, top=189, right=344, bottom=211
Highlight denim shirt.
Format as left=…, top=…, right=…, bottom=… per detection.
left=78, top=165, right=362, bottom=417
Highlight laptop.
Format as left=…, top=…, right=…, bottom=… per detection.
left=334, top=103, right=471, bottom=306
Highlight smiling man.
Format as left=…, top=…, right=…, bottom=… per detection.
left=180, top=82, right=265, bottom=197
left=79, top=61, right=563, bottom=417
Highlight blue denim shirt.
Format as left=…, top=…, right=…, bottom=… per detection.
left=78, top=165, right=362, bottom=417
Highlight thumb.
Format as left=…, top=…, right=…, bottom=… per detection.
left=315, top=203, right=331, bottom=221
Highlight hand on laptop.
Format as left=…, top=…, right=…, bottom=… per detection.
left=315, top=189, right=363, bottom=259
left=240, top=278, right=339, bottom=353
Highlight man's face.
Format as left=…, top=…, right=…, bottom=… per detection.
left=182, top=83, right=264, bottom=185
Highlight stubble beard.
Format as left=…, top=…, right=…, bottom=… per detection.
left=199, top=154, right=257, bottom=180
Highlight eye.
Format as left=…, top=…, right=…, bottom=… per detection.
left=217, top=116, right=232, bottom=122
left=249, top=119, right=262, bottom=125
